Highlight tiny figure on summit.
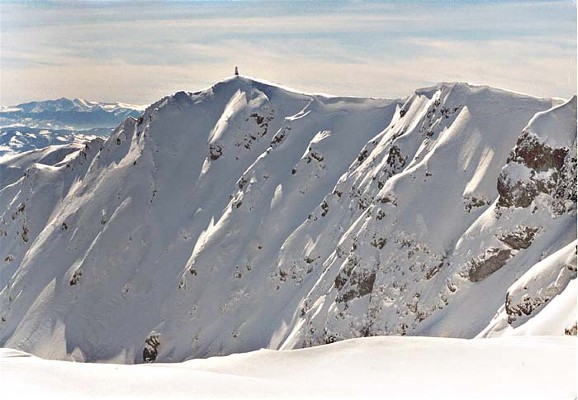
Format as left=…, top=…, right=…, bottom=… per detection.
left=235, top=66, right=239, bottom=76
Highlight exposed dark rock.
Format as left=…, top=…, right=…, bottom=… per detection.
left=309, top=151, right=324, bottom=163
left=468, top=248, right=512, bottom=282
left=378, top=195, right=397, bottom=206
left=386, top=146, right=405, bottom=170
left=69, top=270, right=82, bottom=286
left=464, top=195, right=490, bottom=213
left=510, top=131, right=568, bottom=172
left=321, top=201, right=329, bottom=217
left=209, top=143, right=223, bottom=160
left=426, top=258, right=446, bottom=280
left=505, top=291, right=548, bottom=325
left=357, top=149, right=369, bottom=163
left=143, top=333, right=160, bottom=363
left=21, top=226, right=29, bottom=243
left=250, top=113, right=264, bottom=125
left=497, top=130, right=575, bottom=213
left=336, top=271, right=376, bottom=303
left=498, top=226, right=539, bottom=250
left=358, top=272, right=376, bottom=297
left=496, top=172, right=538, bottom=209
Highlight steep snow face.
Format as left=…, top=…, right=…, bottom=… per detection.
left=0, top=77, right=575, bottom=363
left=279, top=85, right=574, bottom=346
left=0, top=77, right=400, bottom=362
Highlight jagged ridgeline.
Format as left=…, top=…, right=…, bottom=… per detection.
left=0, top=77, right=576, bottom=363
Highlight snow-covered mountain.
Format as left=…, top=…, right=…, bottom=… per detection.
left=0, top=98, right=144, bottom=129
left=0, top=99, right=144, bottom=157
left=0, top=76, right=575, bottom=363
left=0, top=127, right=111, bottom=159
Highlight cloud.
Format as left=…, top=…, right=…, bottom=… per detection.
left=1, top=1, right=575, bottom=104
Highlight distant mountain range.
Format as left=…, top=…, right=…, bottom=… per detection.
left=0, top=98, right=144, bottom=157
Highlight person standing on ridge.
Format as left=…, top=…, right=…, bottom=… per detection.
left=235, top=66, right=239, bottom=76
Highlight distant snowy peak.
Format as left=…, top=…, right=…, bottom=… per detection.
left=1, top=98, right=145, bottom=115
left=0, top=98, right=146, bottom=157
left=0, top=98, right=145, bottom=130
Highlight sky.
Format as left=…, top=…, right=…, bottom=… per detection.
left=0, top=1, right=576, bottom=105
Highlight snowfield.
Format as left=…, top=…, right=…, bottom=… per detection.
left=0, top=76, right=575, bottom=369
left=1, top=336, right=576, bottom=399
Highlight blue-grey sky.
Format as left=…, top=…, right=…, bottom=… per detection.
left=1, top=1, right=576, bottom=105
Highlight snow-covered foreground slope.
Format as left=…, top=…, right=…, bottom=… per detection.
left=1, top=336, right=576, bottom=399
left=0, top=76, right=575, bottom=363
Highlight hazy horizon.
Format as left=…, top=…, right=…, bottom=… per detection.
left=1, top=0, right=576, bottom=105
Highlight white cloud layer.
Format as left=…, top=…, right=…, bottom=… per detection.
left=0, top=1, right=575, bottom=105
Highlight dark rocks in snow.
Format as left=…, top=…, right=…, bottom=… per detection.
left=143, top=333, right=161, bottom=363
left=498, top=226, right=539, bottom=250
left=20, top=226, right=29, bottom=243
left=497, top=130, right=576, bottom=214
left=509, top=131, right=568, bottom=172
left=425, top=258, right=446, bottom=280
left=307, top=150, right=324, bottom=163
left=321, top=201, right=329, bottom=217
left=496, top=173, right=537, bottom=209
left=386, top=146, right=405, bottom=170
left=336, top=270, right=376, bottom=303
left=209, top=142, right=223, bottom=160
left=464, top=195, right=490, bottom=213
left=357, top=149, right=370, bottom=163
left=69, top=270, right=82, bottom=286
left=468, top=248, right=513, bottom=282
left=250, top=113, right=265, bottom=126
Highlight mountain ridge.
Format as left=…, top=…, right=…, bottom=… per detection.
left=0, top=98, right=145, bottom=158
left=0, top=77, right=575, bottom=363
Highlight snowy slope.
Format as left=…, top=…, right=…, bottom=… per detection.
left=0, top=76, right=575, bottom=363
left=1, top=336, right=576, bottom=400
left=0, top=127, right=109, bottom=159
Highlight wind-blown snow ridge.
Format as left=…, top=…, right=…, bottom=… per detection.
left=0, top=76, right=575, bottom=363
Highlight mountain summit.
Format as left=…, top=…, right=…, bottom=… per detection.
left=0, top=78, right=575, bottom=363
